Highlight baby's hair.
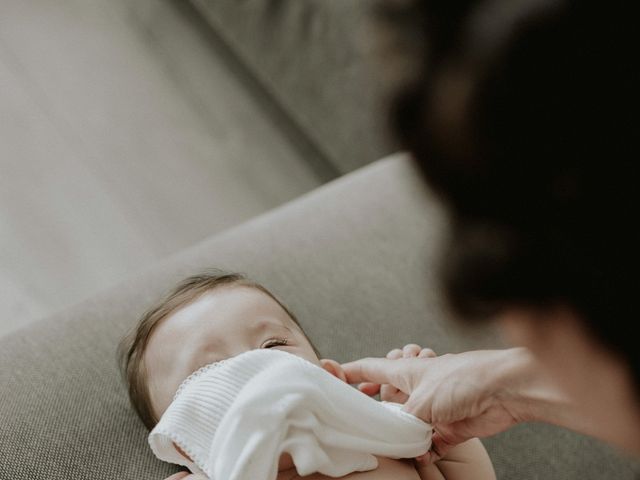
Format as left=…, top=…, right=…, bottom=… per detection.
left=117, top=269, right=317, bottom=430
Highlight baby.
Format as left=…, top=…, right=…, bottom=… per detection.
left=118, top=270, right=496, bottom=480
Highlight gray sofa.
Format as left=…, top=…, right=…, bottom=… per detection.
left=181, top=0, right=396, bottom=176
left=1, top=1, right=636, bottom=479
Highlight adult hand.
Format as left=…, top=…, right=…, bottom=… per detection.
left=344, top=348, right=552, bottom=463
left=358, top=343, right=437, bottom=404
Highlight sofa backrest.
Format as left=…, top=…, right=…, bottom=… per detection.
left=191, top=0, right=395, bottom=175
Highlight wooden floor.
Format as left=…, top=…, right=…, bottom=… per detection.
left=0, top=0, right=322, bottom=338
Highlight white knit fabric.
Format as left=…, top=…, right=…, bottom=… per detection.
left=149, top=349, right=431, bottom=480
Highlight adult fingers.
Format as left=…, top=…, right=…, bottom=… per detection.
left=411, top=430, right=459, bottom=468
left=358, top=348, right=404, bottom=395
left=380, top=348, right=404, bottom=399
left=342, top=357, right=408, bottom=386
left=429, top=430, right=463, bottom=462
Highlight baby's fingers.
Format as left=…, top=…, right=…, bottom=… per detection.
left=402, top=344, right=437, bottom=359
left=402, top=344, right=422, bottom=358
left=418, top=347, right=436, bottom=358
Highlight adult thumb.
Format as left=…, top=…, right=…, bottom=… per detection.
left=431, top=419, right=480, bottom=457
left=429, top=430, right=462, bottom=462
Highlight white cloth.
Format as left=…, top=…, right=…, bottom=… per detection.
left=149, top=349, right=431, bottom=480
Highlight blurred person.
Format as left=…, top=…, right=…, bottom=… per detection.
left=344, top=0, right=640, bottom=463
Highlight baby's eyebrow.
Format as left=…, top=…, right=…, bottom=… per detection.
left=251, top=318, right=294, bottom=334
left=190, top=319, right=292, bottom=371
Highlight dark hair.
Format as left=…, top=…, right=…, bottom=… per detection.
left=117, top=269, right=318, bottom=430
left=378, top=0, right=638, bottom=387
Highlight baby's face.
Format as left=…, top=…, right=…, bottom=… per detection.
left=145, top=286, right=321, bottom=420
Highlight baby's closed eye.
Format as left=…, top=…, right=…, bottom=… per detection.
left=261, top=337, right=289, bottom=349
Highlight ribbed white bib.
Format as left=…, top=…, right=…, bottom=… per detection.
left=149, top=349, right=431, bottom=479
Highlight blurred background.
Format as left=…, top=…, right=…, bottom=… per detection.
left=0, top=0, right=396, bottom=338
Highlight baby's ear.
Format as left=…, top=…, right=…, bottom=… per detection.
left=320, top=359, right=347, bottom=383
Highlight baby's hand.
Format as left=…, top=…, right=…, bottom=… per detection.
left=357, top=344, right=436, bottom=404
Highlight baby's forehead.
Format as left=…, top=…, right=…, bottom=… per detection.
left=164, top=286, right=282, bottom=325
left=156, top=289, right=297, bottom=348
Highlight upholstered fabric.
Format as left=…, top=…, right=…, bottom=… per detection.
left=0, top=155, right=636, bottom=479
left=190, top=0, right=395, bottom=174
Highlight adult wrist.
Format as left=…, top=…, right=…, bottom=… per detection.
left=492, top=348, right=575, bottom=427
left=490, top=348, right=550, bottom=423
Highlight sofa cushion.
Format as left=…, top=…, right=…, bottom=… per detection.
left=0, top=154, right=635, bottom=479
left=190, top=0, right=395, bottom=175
